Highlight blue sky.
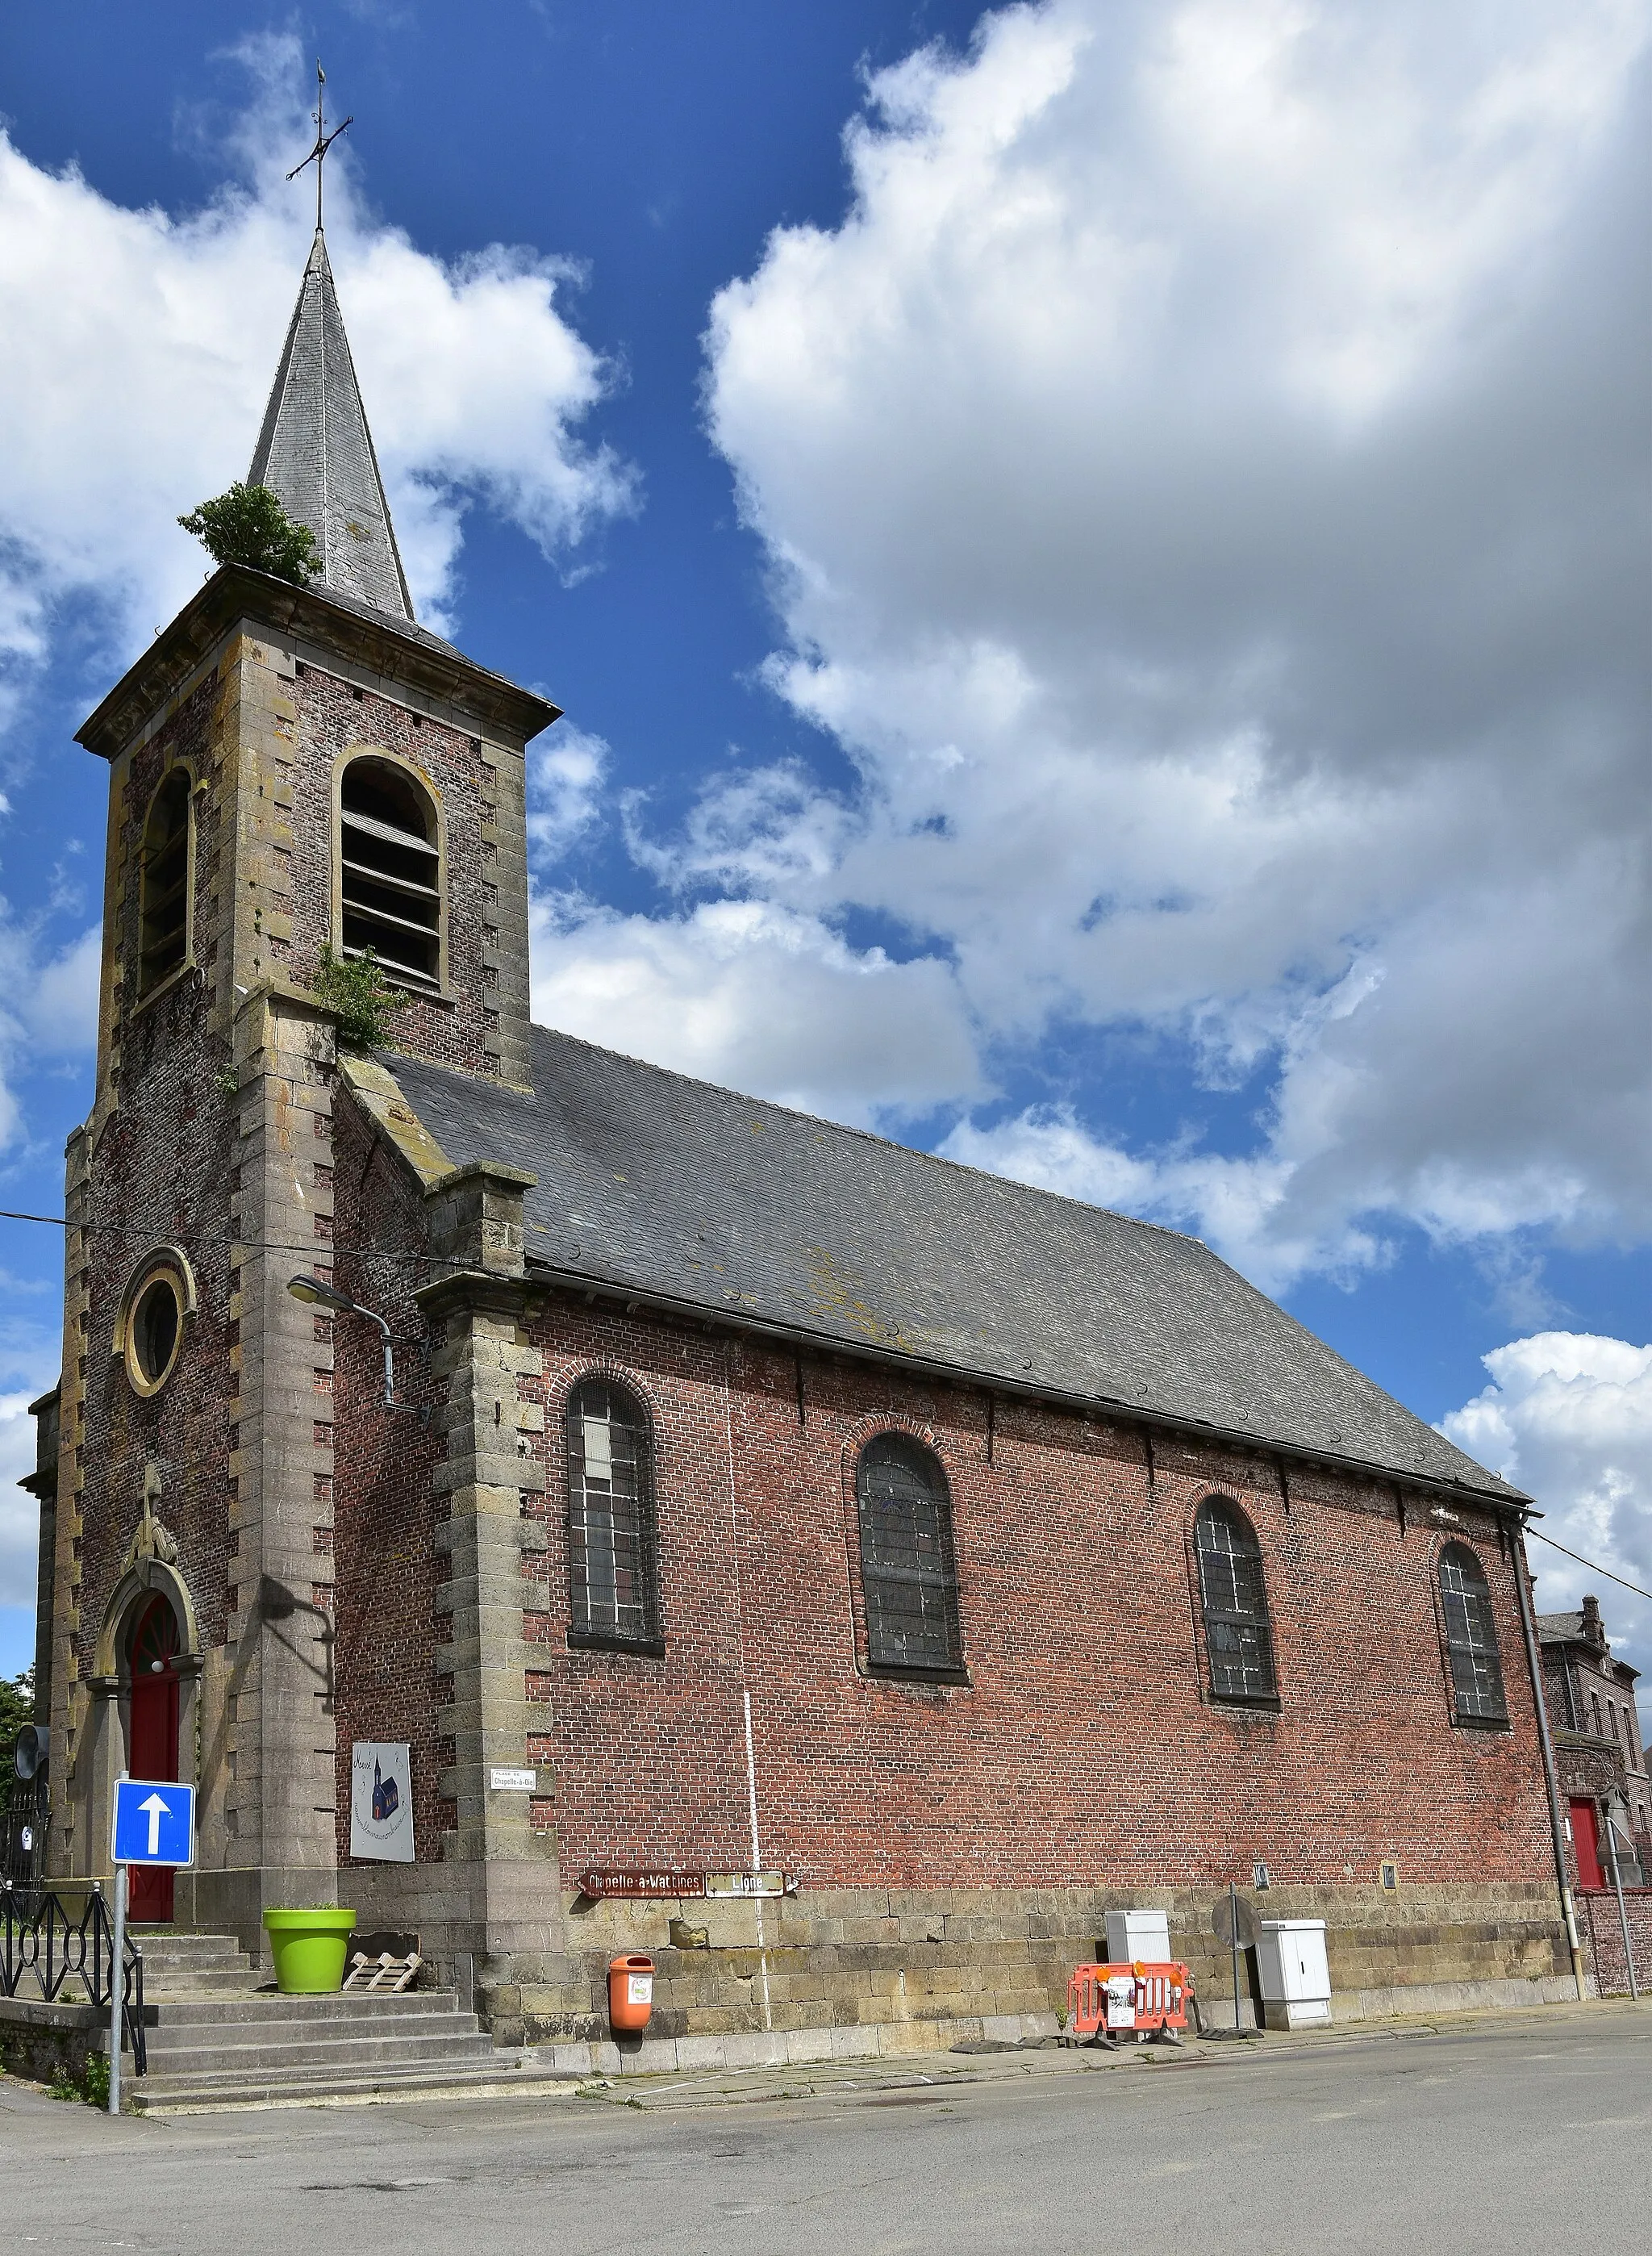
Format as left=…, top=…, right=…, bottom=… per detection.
left=2, top=1, right=1651, bottom=1687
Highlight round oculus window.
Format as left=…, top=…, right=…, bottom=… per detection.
left=126, top=1270, right=184, bottom=1395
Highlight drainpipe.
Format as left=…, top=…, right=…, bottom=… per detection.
left=1512, top=1526, right=1587, bottom=2001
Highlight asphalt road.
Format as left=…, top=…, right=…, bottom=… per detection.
left=4, top=2012, right=1650, bottom=2256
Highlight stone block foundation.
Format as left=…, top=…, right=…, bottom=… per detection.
left=444, top=1881, right=1575, bottom=2051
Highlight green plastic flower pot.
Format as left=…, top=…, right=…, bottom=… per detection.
left=262, top=1907, right=357, bottom=1994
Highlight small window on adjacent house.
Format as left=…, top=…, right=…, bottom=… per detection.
left=339, top=756, right=441, bottom=993
left=856, top=1435, right=963, bottom=1674
left=1438, top=1543, right=1508, bottom=1725
left=139, top=767, right=192, bottom=994
left=1195, top=1498, right=1278, bottom=1702
left=566, top=1378, right=661, bottom=1652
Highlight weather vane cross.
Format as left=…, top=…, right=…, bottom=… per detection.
left=287, top=61, right=353, bottom=231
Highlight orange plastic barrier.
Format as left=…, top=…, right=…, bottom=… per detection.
left=1069, top=1960, right=1191, bottom=2040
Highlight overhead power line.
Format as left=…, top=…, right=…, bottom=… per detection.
left=1525, top=1526, right=1652, bottom=1606
left=0, top=1206, right=469, bottom=1272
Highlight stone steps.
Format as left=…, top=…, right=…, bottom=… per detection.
left=129, top=1929, right=257, bottom=1999
left=129, top=2058, right=559, bottom=2113
left=145, top=1991, right=470, bottom=2027
left=118, top=1929, right=553, bottom=2112
left=144, top=2026, right=497, bottom=2076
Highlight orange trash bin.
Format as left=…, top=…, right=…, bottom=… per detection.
left=609, top=1953, right=655, bottom=2033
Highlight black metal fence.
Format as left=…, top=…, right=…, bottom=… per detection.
left=0, top=1882, right=147, bottom=2074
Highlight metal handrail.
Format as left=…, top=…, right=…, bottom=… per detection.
left=1, top=1881, right=146, bottom=2074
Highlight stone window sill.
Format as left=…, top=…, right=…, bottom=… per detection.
left=860, top=1661, right=972, bottom=1689
left=567, top=1628, right=666, bottom=1661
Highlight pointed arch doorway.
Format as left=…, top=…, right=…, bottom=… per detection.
left=127, top=1596, right=181, bottom=1923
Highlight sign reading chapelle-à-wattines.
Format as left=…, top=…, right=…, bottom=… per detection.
left=579, top=1868, right=792, bottom=1899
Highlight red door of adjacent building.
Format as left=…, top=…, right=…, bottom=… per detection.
left=1569, top=1797, right=1604, bottom=1890
left=127, top=1598, right=180, bottom=1924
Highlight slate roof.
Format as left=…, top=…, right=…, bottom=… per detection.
left=249, top=228, right=414, bottom=621
left=390, top=1026, right=1524, bottom=1506
left=1537, top=1612, right=1588, bottom=1642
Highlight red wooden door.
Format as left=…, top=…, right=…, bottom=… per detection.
left=1569, top=1797, right=1604, bottom=1890
left=127, top=1598, right=180, bottom=1923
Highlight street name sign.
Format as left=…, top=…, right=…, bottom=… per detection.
left=580, top=1868, right=706, bottom=1899
left=111, top=1777, right=196, bottom=1867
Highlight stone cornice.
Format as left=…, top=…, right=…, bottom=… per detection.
left=414, top=1268, right=532, bottom=1323
left=75, top=565, right=560, bottom=762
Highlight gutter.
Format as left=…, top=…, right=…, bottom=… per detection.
left=418, top=1253, right=1530, bottom=1519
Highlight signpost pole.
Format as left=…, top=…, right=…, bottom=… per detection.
left=108, top=1858, right=126, bottom=2116
left=1604, top=1805, right=1639, bottom=2001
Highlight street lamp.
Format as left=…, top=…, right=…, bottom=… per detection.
left=287, top=1274, right=423, bottom=1418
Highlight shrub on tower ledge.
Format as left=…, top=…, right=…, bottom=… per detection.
left=313, top=946, right=408, bottom=1051
left=177, top=481, right=319, bottom=585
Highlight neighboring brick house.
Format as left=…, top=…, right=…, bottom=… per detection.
left=1539, top=1597, right=1650, bottom=1893
left=31, top=217, right=1590, bottom=2049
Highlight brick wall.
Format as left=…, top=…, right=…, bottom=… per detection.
left=286, top=663, right=504, bottom=1080
left=327, top=1085, right=444, bottom=1866
left=52, top=668, right=242, bottom=1878
left=508, top=1300, right=1553, bottom=1899
left=290, top=1199, right=1568, bottom=2030
left=1578, top=1887, right=1652, bottom=1996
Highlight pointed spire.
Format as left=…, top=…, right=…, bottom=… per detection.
left=248, top=228, right=414, bottom=621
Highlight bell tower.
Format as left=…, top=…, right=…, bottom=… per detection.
left=42, top=211, right=557, bottom=1941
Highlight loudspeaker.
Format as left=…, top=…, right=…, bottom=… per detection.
left=13, top=1723, right=47, bottom=1781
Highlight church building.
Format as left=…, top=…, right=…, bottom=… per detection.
left=30, top=212, right=1583, bottom=2050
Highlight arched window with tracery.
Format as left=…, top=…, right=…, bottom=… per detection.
left=1195, top=1498, right=1278, bottom=1702
left=856, top=1434, right=963, bottom=1673
left=1438, top=1543, right=1508, bottom=1724
left=565, top=1377, right=661, bottom=1652
left=338, top=754, right=442, bottom=993
left=139, top=767, right=193, bottom=995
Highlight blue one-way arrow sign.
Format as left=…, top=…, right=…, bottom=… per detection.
left=111, top=1777, right=195, bottom=1868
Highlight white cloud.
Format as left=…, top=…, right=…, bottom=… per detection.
left=528, top=724, right=609, bottom=863
left=19, top=923, right=101, bottom=1058
left=0, top=1388, right=41, bottom=1619
left=1441, top=1332, right=1652, bottom=1684
left=674, top=0, right=1652, bottom=1289
left=0, top=31, right=631, bottom=703
left=529, top=892, right=980, bottom=1124
left=0, top=913, right=103, bottom=1149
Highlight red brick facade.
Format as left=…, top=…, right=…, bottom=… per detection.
left=317, top=1274, right=1555, bottom=1898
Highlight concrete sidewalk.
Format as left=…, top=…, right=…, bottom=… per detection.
left=556, top=1991, right=1652, bottom=2115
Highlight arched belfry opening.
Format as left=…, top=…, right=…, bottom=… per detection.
left=338, top=754, right=442, bottom=993
left=139, top=767, right=192, bottom=995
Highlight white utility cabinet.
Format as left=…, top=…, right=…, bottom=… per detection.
left=1258, top=1918, right=1332, bottom=2028
left=1104, top=1907, right=1172, bottom=1964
